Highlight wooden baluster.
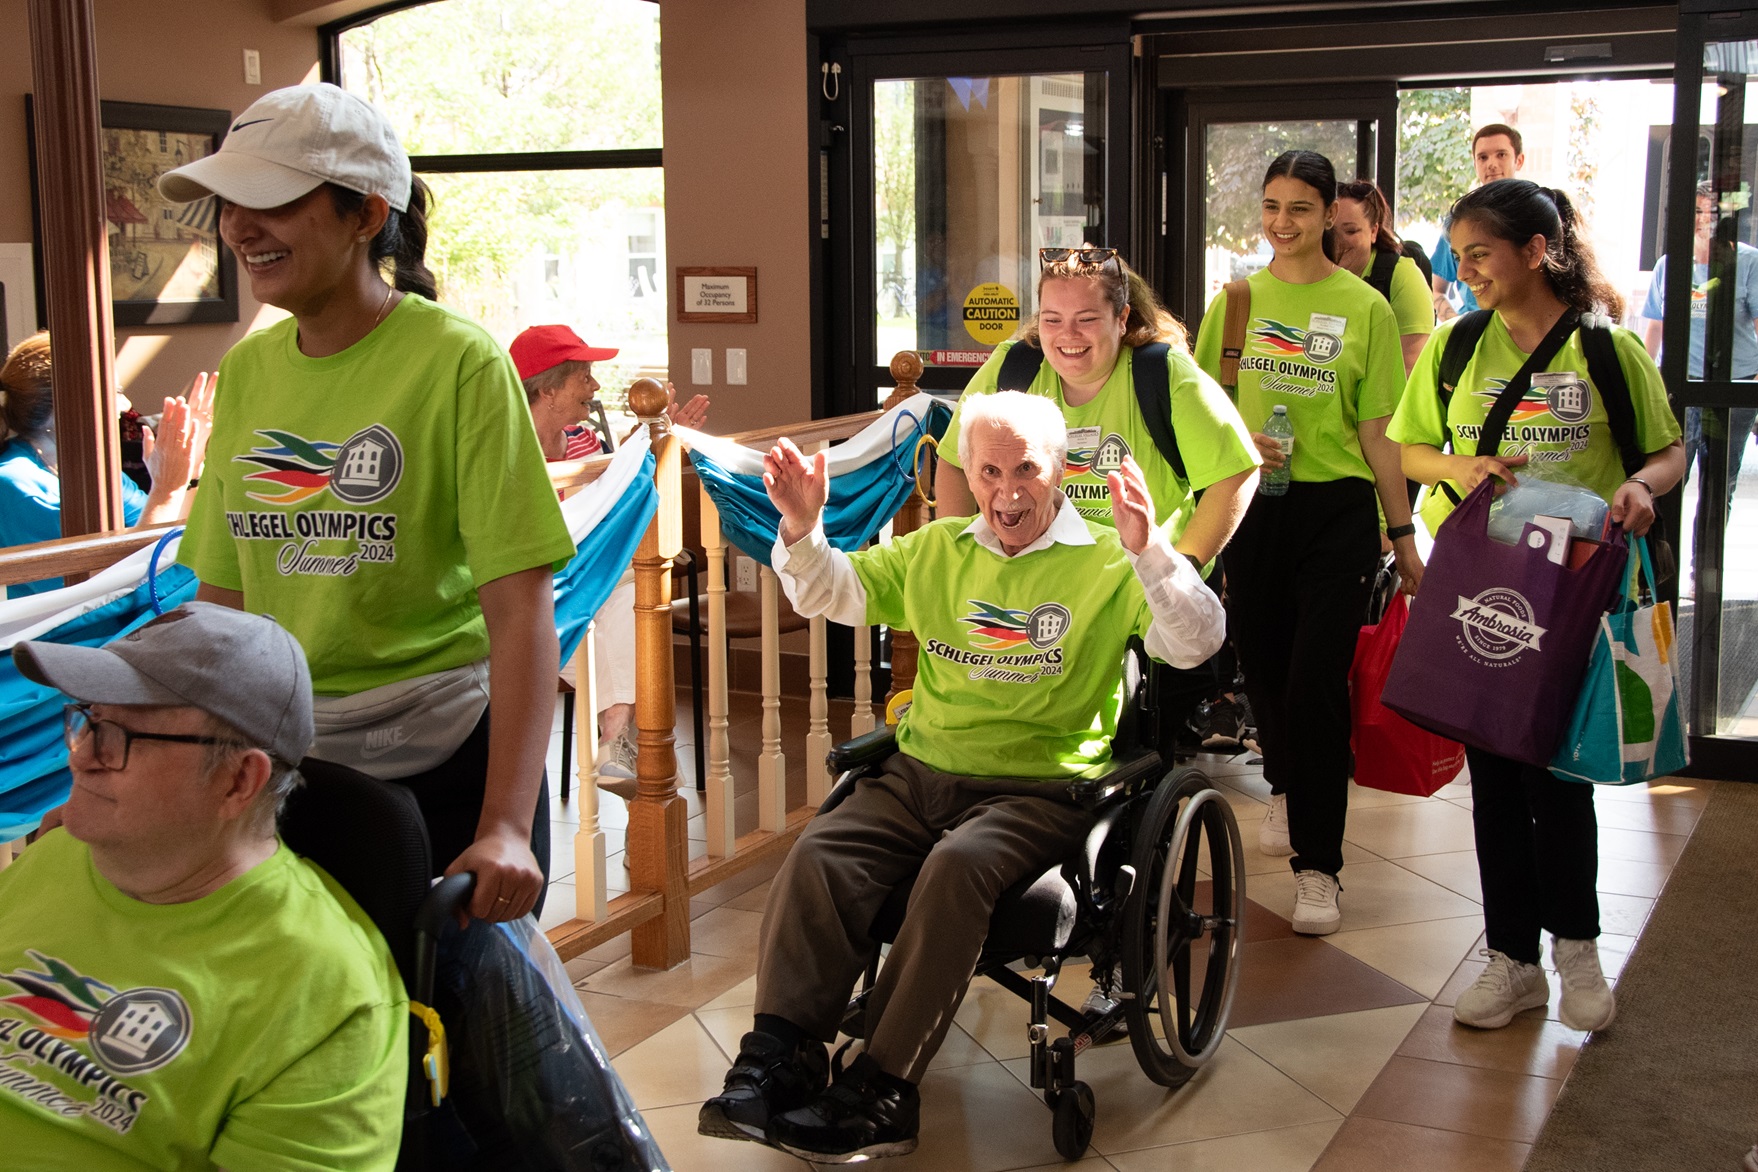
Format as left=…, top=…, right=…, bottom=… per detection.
left=701, top=484, right=736, bottom=857
left=757, top=566, right=788, bottom=832
left=0, top=841, right=12, bottom=871
left=573, top=624, right=609, bottom=921
left=851, top=612, right=876, bottom=736
left=626, top=379, right=689, bottom=969
left=803, top=440, right=833, bottom=802
left=882, top=352, right=928, bottom=704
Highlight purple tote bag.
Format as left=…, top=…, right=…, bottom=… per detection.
left=1382, top=480, right=1629, bottom=767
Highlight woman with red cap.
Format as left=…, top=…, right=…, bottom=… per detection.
left=159, top=83, right=576, bottom=924
left=510, top=323, right=708, bottom=783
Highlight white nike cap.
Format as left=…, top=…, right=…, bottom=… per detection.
left=158, top=83, right=412, bottom=212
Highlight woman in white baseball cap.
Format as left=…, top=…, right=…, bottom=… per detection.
left=158, top=83, right=578, bottom=926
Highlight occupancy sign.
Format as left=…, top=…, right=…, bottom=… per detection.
left=963, top=283, right=1019, bottom=346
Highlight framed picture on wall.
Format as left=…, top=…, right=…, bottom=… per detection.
left=26, top=98, right=238, bottom=326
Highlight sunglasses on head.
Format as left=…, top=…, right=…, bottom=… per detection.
left=1039, top=247, right=1120, bottom=271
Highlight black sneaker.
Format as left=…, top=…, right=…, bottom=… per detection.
left=767, top=1047, right=920, bottom=1163
left=698, top=1031, right=828, bottom=1144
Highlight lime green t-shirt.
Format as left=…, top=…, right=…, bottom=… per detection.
left=1193, top=267, right=1405, bottom=483
left=0, top=832, right=406, bottom=1171
left=852, top=514, right=1151, bottom=779
left=1362, top=252, right=1436, bottom=339
left=180, top=295, right=577, bottom=695
left=938, top=342, right=1258, bottom=541
left=1389, top=315, right=1682, bottom=531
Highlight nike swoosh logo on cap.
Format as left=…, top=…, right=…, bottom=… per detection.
left=230, top=117, right=273, bottom=132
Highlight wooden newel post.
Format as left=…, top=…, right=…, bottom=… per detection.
left=882, top=352, right=926, bottom=704
left=627, top=377, right=690, bottom=969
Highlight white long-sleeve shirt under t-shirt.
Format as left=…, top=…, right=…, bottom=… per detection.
left=770, top=496, right=1225, bottom=670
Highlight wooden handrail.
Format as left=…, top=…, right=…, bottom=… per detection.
left=0, top=523, right=180, bottom=589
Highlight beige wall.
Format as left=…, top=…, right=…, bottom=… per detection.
left=0, top=0, right=316, bottom=400
left=660, top=0, right=813, bottom=433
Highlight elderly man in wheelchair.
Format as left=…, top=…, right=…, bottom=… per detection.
left=698, top=391, right=1243, bottom=1162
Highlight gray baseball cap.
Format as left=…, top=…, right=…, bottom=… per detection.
left=13, top=602, right=314, bottom=764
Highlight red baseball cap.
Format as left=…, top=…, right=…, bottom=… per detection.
left=509, top=324, right=619, bottom=380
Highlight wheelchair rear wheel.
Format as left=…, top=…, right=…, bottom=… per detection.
left=1118, top=767, right=1245, bottom=1088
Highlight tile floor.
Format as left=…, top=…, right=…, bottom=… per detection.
left=537, top=691, right=1714, bottom=1171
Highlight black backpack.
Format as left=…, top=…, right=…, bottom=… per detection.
left=1364, top=242, right=1434, bottom=303
left=994, top=340, right=1187, bottom=482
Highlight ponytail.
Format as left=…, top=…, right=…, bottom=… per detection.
left=1448, top=180, right=1623, bottom=318
left=1336, top=179, right=1402, bottom=256
left=327, top=175, right=438, bottom=302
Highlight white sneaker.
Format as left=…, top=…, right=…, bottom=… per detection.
left=1079, top=983, right=1127, bottom=1040
left=598, top=729, right=638, bottom=780
left=1290, top=870, right=1341, bottom=935
left=1552, top=936, right=1616, bottom=1031
left=1258, top=793, right=1293, bottom=857
left=1453, top=949, right=1550, bottom=1029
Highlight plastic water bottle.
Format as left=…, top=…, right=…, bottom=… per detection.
left=1259, top=406, right=1293, bottom=497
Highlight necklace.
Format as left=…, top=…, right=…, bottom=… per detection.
left=373, top=284, right=396, bottom=328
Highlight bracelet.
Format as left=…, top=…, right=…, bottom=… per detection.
left=1385, top=523, right=1417, bottom=540
left=1623, top=476, right=1654, bottom=498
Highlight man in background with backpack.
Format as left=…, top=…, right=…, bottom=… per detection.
left=1431, top=124, right=1527, bottom=322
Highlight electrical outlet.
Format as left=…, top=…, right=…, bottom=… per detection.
left=735, top=555, right=758, bottom=592
left=726, top=348, right=747, bottom=385
left=243, top=49, right=261, bottom=85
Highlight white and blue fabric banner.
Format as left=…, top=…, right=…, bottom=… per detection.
left=680, top=392, right=954, bottom=568
left=553, top=429, right=657, bottom=665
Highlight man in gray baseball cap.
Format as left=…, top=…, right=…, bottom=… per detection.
left=0, top=602, right=407, bottom=1166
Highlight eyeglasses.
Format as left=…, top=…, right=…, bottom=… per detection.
left=64, top=703, right=225, bottom=770
left=1039, top=247, right=1120, bottom=271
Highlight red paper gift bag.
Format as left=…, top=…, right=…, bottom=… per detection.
left=1351, top=594, right=1466, bottom=797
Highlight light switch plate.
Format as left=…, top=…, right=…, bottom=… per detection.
left=243, top=49, right=261, bottom=85
left=726, top=348, right=748, bottom=385
left=691, top=348, right=712, bottom=385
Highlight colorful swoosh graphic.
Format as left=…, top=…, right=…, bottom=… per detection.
left=2, top=951, right=116, bottom=1040
left=1249, top=318, right=1308, bottom=357
left=960, top=600, right=1033, bottom=650
left=234, top=429, right=341, bottom=505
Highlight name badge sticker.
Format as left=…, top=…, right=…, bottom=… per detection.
left=1066, top=425, right=1102, bottom=452
left=1309, top=313, right=1347, bottom=336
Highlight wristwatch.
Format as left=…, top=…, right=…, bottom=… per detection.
left=1385, top=523, right=1417, bottom=540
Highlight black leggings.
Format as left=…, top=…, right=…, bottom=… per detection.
left=395, top=706, right=552, bottom=918
left=1226, top=478, right=1380, bottom=877
left=1464, top=747, right=1599, bottom=964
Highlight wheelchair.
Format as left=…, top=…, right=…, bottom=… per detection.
left=821, top=640, right=1246, bottom=1161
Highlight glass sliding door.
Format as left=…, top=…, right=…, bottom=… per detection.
left=836, top=43, right=1131, bottom=407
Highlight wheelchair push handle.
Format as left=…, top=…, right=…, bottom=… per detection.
left=413, top=872, right=476, bottom=1003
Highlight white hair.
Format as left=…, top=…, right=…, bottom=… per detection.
left=956, top=390, right=1069, bottom=472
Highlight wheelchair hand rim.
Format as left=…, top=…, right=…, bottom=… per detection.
left=1153, top=784, right=1245, bottom=1066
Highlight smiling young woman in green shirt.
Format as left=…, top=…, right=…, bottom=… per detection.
left=1191, top=150, right=1421, bottom=939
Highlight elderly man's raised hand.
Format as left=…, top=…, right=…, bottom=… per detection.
left=764, top=437, right=828, bottom=546
left=1106, top=455, right=1156, bottom=555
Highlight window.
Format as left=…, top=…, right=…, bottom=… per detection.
left=328, top=0, right=666, bottom=403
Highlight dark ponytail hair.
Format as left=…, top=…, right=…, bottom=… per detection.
left=1448, top=179, right=1624, bottom=318
left=328, top=174, right=437, bottom=301
left=1263, top=150, right=1339, bottom=262
left=1336, top=179, right=1402, bottom=256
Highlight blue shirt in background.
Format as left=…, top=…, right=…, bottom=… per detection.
left=1642, top=244, right=1758, bottom=380
left=0, top=437, right=147, bottom=597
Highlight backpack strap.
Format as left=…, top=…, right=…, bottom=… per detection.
left=1130, top=341, right=1187, bottom=482
left=1474, top=310, right=1582, bottom=457
left=1437, top=309, right=1494, bottom=410
left=1577, top=315, right=1644, bottom=475
left=1365, top=247, right=1399, bottom=303
left=995, top=340, right=1045, bottom=392
left=1218, top=279, right=1250, bottom=391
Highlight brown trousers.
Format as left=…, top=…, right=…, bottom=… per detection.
left=754, top=753, right=1093, bottom=1082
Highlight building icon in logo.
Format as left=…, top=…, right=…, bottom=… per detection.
left=1302, top=331, right=1342, bottom=363
left=89, top=986, right=193, bottom=1075
left=1545, top=379, right=1592, bottom=424
left=329, top=424, right=404, bottom=505
left=1026, top=602, right=1073, bottom=649
left=1093, top=434, right=1129, bottom=474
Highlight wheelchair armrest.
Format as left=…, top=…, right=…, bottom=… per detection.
left=826, top=726, right=898, bottom=774
left=1065, top=746, right=1164, bottom=810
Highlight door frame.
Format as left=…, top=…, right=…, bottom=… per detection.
left=1162, top=85, right=1398, bottom=328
